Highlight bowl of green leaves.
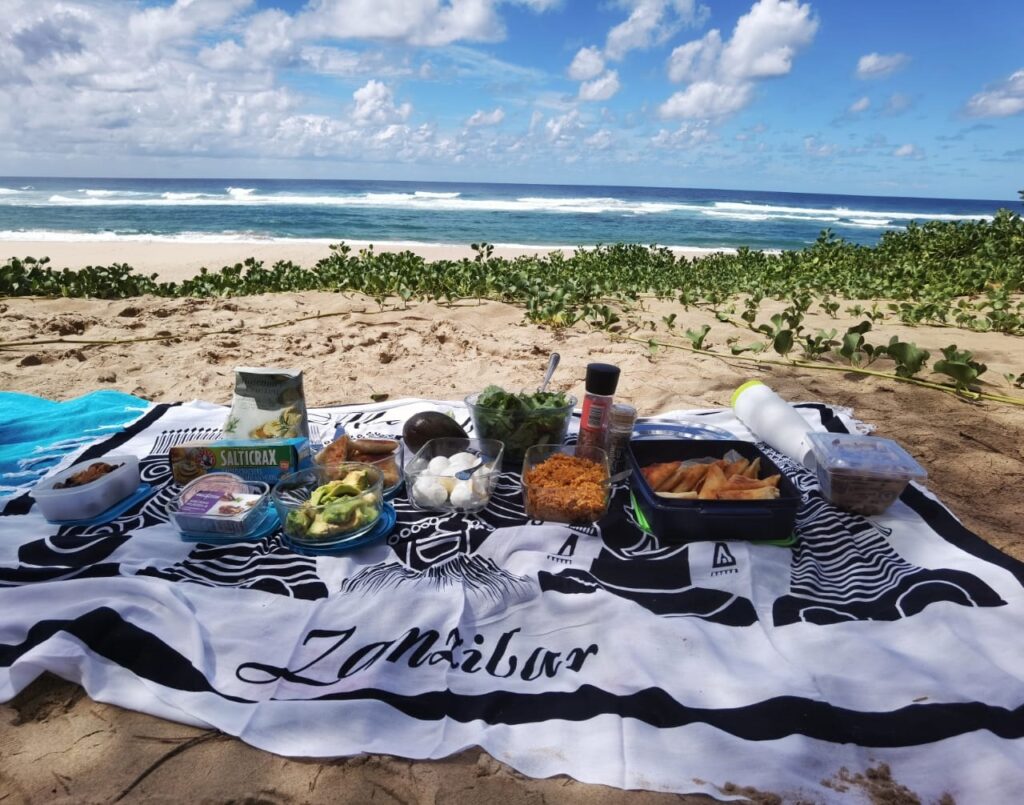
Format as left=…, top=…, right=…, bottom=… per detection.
left=465, top=386, right=577, bottom=462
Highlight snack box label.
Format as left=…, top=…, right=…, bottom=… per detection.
left=178, top=490, right=261, bottom=520
left=170, top=437, right=311, bottom=484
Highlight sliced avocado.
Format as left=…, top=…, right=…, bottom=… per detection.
left=306, top=516, right=335, bottom=538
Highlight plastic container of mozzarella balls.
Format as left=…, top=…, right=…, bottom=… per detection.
left=404, top=437, right=504, bottom=513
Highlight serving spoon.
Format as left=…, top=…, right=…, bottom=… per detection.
left=455, top=462, right=486, bottom=481
left=539, top=352, right=560, bottom=393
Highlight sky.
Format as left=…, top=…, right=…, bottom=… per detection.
left=0, top=0, right=1021, bottom=200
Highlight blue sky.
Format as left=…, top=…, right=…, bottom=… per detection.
left=1, top=0, right=1021, bottom=199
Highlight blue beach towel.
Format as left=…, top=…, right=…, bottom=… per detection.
left=0, top=390, right=151, bottom=498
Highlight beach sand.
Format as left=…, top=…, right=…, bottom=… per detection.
left=2, top=242, right=1023, bottom=803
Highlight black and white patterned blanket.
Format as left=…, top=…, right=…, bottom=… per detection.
left=1, top=398, right=1022, bottom=801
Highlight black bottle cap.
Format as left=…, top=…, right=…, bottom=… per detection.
left=585, top=363, right=620, bottom=396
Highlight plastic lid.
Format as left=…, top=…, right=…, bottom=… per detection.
left=730, top=380, right=764, bottom=408
left=807, top=432, right=927, bottom=480
left=585, top=363, right=621, bottom=396
left=609, top=403, right=637, bottom=429
left=171, top=473, right=269, bottom=519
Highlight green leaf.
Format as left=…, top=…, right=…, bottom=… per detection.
left=772, top=329, right=794, bottom=357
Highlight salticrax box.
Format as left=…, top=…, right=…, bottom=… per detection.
left=169, top=437, right=311, bottom=485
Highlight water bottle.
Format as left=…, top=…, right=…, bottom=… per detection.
left=731, top=381, right=815, bottom=467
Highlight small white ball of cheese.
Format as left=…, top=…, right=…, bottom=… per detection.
left=413, top=476, right=448, bottom=508
left=449, top=480, right=477, bottom=509
left=446, top=452, right=477, bottom=470
left=427, top=456, right=450, bottom=475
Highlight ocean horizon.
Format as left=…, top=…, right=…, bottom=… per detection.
left=0, top=176, right=1015, bottom=252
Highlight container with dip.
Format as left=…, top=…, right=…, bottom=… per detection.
left=807, top=432, right=927, bottom=515
left=167, top=473, right=271, bottom=539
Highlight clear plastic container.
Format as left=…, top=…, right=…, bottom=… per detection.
left=807, top=432, right=927, bottom=515
left=167, top=473, right=271, bottom=537
left=272, top=463, right=384, bottom=545
left=33, top=455, right=141, bottom=521
left=404, top=437, right=504, bottom=513
left=521, top=444, right=610, bottom=524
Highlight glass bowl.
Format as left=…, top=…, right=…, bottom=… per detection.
left=465, top=392, right=576, bottom=462
left=316, top=436, right=403, bottom=497
left=167, top=473, right=271, bottom=538
left=404, top=437, right=504, bottom=513
left=521, top=444, right=610, bottom=524
left=272, top=463, right=384, bottom=545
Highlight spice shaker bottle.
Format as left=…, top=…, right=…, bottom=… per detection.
left=578, top=363, right=620, bottom=451
left=731, top=380, right=815, bottom=467
left=605, top=403, right=637, bottom=474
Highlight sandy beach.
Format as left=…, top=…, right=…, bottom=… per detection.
left=2, top=241, right=1023, bottom=804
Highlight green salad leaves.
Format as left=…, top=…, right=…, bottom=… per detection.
left=471, top=385, right=572, bottom=458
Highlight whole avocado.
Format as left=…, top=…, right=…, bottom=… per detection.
left=402, top=411, right=469, bottom=452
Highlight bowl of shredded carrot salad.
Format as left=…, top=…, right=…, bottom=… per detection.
left=521, top=444, right=610, bottom=523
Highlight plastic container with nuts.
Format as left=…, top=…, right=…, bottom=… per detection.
left=807, top=432, right=926, bottom=515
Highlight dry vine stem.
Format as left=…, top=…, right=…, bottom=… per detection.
left=628, top=335, right=1024, bottom=408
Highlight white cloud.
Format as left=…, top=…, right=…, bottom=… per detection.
left=883, top=92, right=911, bottom=115
left=605, top=0, right=710, bottom=61
left=352, top=80, right=412, bottom=125
left=543, top=109, right=584, bottom=146
left=508, top=0, right=562, bottom=9
left=893, top=143, right=921, bottom=158
left=660, top=80, right=753, bottom=119
left=651, top=121, right=714, bottom=148
left=661, top=0, right=816, bottom=120
left=466, top=106, right=505, bottom=126
left=719, top=0, right=817, bottom=80
left=848, top=95, right=870, bottom=113
left=667, top=29, right=722, bottom=83
left=294, top=0, right=505, bottom=47
left=804, top=135, right=837, bottom=157
left=579, top=70, right=621, bottom=102
left=965, top=69, right=1024, bottom=118
left=856, top=52, right=909, bottom=79
left=568, top=46, right=604, bottom=81
left=129, top=0, right=254, bottom=49
left=585, top=128, right=615, bottom=150
left=0, top=0, right=561, bottom=171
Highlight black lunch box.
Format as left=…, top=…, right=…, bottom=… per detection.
left=627, top=439, right=800, bottom=543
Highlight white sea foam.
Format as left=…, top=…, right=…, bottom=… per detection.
left=19, top=189, right=704, bottom=215
left=0, top=229, right=290, bottom=243
left=3, top=187, right=993, bottom=228
left=709, top=200, right=990, bottom=224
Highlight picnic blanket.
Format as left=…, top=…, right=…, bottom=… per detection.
left=1, top=398, right=1023, bottom=802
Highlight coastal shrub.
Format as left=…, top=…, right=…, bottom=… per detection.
left=2, top=209, right=1022, bottom=334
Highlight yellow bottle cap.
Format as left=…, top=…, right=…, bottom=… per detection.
left=731, top=380, right=764, bottom=408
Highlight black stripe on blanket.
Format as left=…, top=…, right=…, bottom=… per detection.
left=798, top=403, right=1024, bottom=588
left=0, top=606, right=253, bottom=704
left=294, top=685, right=1024, bottom=747
left=1, top=402, right=179, bottom=517
left=4, top=606, right=1022, bottom=747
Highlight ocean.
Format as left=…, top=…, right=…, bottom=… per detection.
left=0, top=177, right=1013, bottom=252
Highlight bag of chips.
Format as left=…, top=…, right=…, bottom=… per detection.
left=224, top=367, right=308, bottom=440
